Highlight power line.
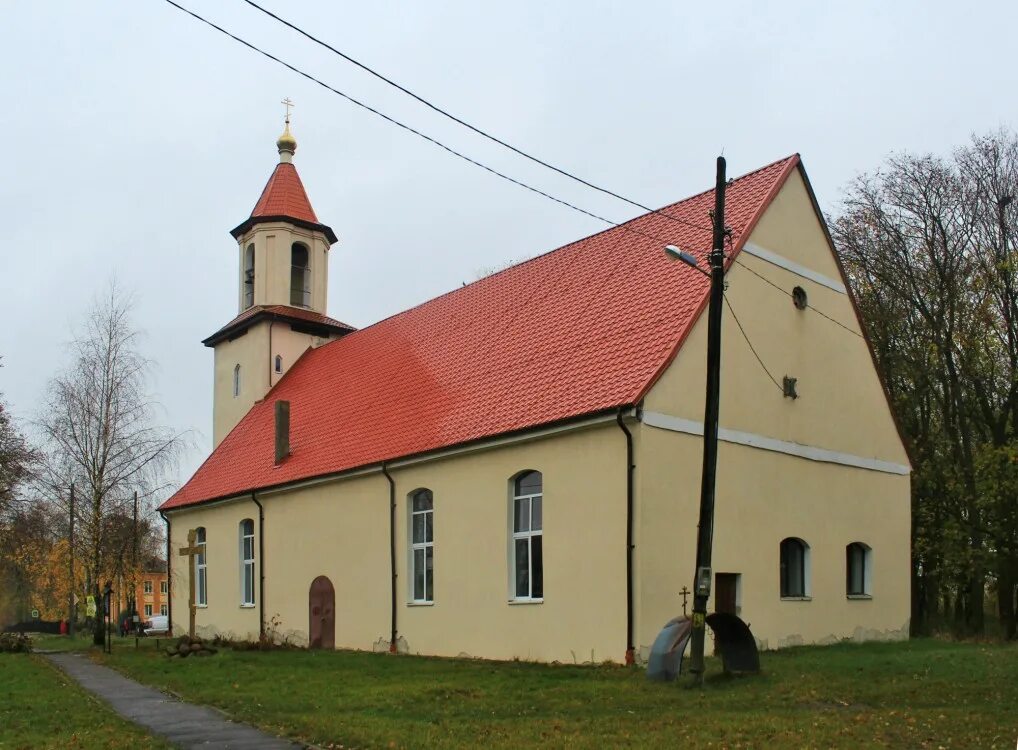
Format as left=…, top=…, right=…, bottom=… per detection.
left=162, top=0, right=642, bottom=233
left=164, top=0, right=864, bottom=343
left=238, top=0, right=712, bottom=235
left=723, top=293, right=783, bottom=393
left=732, top=258, right=864, bottom=338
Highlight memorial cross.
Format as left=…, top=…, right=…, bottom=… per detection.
left=178, top=529, right=202, bottom=639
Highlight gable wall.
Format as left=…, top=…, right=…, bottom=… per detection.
left=636, top=168, right=910, bottom=653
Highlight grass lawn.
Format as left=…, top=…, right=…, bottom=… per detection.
left=93, top=638, right=1018, bottom=749
left=0, top=651, right=169, bottom=750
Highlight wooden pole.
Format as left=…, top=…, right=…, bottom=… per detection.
left=688, top=156, right=727, bottom=686
left=68, top=483, right=75, bottom=638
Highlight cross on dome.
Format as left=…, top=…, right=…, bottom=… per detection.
left=277, top=97, right=297, bottom=162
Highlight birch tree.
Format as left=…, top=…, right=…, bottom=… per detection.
left=36, top=285, right=183, bottom=641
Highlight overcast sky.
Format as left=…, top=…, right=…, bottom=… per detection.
left=2, top=0, right=1016, bottom=499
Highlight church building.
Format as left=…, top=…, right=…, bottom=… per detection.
left=160, top=120, right=911, bottom=663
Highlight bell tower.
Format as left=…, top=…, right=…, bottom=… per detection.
left=203, top=110, right=353, bottom=447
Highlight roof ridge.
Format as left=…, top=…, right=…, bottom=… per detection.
left=314, top=153, right=799, bottom=350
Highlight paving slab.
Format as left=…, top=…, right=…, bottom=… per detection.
left=45, top=652, right=302, bottom=749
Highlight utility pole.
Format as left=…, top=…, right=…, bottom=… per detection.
left=688, top=156, right=727, bottom=686
left=131, top=490, right=138, bottom=631
left=68, top=483, right=75, bottom=638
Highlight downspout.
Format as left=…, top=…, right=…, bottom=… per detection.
left=159, top=511, right=172, bottom=637
left=267, top=320, right=275, bottom=386
left=381, top=463, right=398, bottom=653
left=251, top=492, right=265, bottom=641
left=616, top=409, right=636, bottom=665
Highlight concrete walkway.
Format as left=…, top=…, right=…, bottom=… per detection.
left=45, top=652, right=302, bottom=749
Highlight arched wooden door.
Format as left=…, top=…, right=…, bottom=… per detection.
left=308, top=575, right=335, bottom=649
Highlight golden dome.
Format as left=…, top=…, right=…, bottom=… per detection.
left=276, top=121, right=297, bottom=154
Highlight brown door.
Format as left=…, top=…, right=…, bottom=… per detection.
left=714, top=573, right=739, bottom=615
left=308, top=575, right=335, bottom=649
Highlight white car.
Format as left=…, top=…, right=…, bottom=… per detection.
left=143, top=615, right=169, bottom=636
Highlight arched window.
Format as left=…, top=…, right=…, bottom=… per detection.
left=274, top=354, right=283, bottom=374
left=243, top=244, right=255, bottom=309
left=240, top=519, right=255, bottom=606
left=511, top=470, right=543, bottom=600
left=196, top=527, right=208, bottom=607
left=846, top=542, right=872, bottom=597
left=409, top=489, right=433, bottom=603
left=233, top=364, right=241, bottom=398
left=290, top=243, right=311, bottom=307
left=779, top=537, right=810, bottom=598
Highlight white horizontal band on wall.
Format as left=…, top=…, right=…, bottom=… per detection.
left=741, top=242, right=848, bottom=294
left=641, top=411, right=910, bottom=476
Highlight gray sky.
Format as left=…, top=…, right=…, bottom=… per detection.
left=2, top=0, right=1016, bottom=494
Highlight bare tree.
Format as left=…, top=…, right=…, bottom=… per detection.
left=35, top=284, right=184, bottom=642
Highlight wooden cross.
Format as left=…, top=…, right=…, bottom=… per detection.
left=281, top=97, right=294, bottom=124
left=178, top=529, right=202, bottom=639
left=680, top=586, right=691, bottom=617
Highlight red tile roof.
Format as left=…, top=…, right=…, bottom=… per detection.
left=231, top=162, right=338, bottom=244
left=202, top=305, right=355, bottom=346
left=251, top=163, right=318, bottom=223
left=162, top=155, right=800, bottom=510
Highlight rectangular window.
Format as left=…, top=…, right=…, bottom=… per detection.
left=241, top=521, right=255, bottom=606
left=410, top=491, right=434, bottom=602
left=512, top=473, right=543, bottom=600
left=160, top=604, right=168, bottom=617
left=160, top=581, right=167, bottom=595
left=196, top=529, right=208, bottom=606
left=144, top=604, right=153, bottom=617
left=143, top=580, right=153, bottom=594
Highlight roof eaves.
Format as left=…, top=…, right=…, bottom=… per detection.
left=229, top=215, right=338, bottom=244
left=201, top=308, right=354, bottom=347
left=159, top=405, right=631, bottom=512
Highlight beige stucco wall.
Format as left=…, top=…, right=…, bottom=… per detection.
left=211, top=320, right=329, bottom=446
left=635, top=425, right=910, bottom=656
left=167, top=500, right=262, bottom=641
left=170, top=422, right=630, bottom=662
left=235, top=222, right=331, bottom=314
left=637, top=166, right=911, bottom=654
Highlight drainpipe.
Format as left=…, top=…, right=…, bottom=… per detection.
left=381, top=463, right=398, bottom=653
left=159, top=510, right=172, bottom=637
left=616, top=408, right=636, bottom=665
left=267, top=320, right=275, bottom=386
left=251, top=492, right=265, bottom=641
